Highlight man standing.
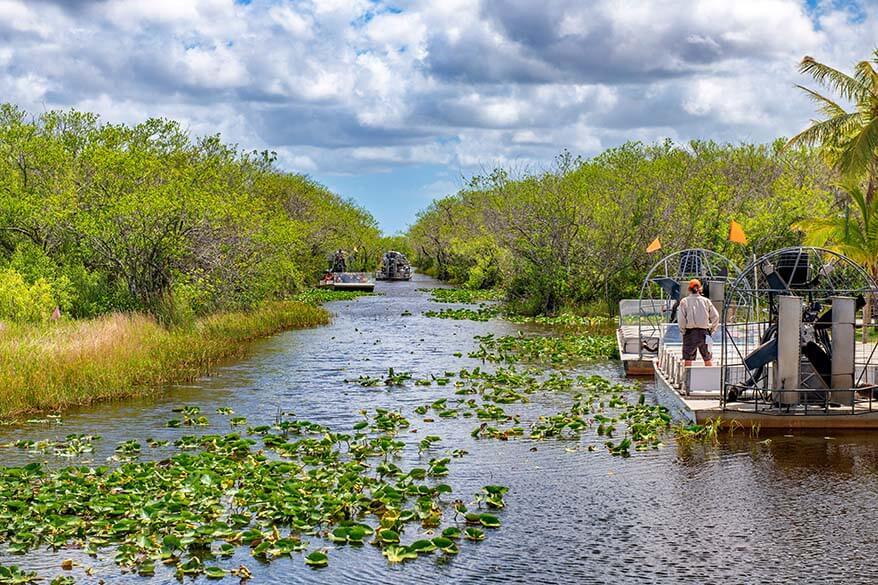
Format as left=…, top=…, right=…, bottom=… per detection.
left=677, top=279, right=719, bottom=366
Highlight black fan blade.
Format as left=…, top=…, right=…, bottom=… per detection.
left=803, top=341, right=832, bottom=388
left=744, top=338, right=778, bottom=371
left=654, top=277, right=681, bottom=300
left=763, top=269, right=789, bottom=293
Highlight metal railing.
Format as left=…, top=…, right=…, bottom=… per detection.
left=724, top=385, right=878, bottom=415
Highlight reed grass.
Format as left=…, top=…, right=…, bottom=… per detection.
left=0, top=301, right=330, bottom=418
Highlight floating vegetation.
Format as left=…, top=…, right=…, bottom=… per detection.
left=346, top=368, right=414, bottom=387
left=0, top=565, right=38, bottom=583
left=506, top=313, right=615, bottom=333
left=424, top=306, right=500, bottom=321
left=171, top=405, right=210, bottom=427
left=293, top=288, right=375, bottom=305
left=0, top=407, right=506, bottom=581
left=349, top=375, right=382, bottom=387
left=452, top=373, right=671, bottom=457
left=419, top=288, right=503, bottom=303
left=3, top=434, right=101, bottom=458
left=470, top=333, right=617, bottom=364
left=673, top=418, right=724, bottom=444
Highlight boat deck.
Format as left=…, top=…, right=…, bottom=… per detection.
left=616, top=326, right=657, bottom=376
left=655, top=368, right=878, bottom=428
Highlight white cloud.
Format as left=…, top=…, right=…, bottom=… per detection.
left=0, top=0, right=874, bottom=180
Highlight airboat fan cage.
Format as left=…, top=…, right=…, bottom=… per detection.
left=720, top=247, right=878, bottom=412
left=627, top=249, right=743, bottom=359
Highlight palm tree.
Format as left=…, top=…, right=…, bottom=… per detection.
left=797, top=188, right=878, bottom=276
left=788, top=51, right=878, bottom=200
left=795, top=187, right=878, bottom=338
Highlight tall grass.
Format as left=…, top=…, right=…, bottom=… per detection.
left=0, top=301, right=329, bottom=418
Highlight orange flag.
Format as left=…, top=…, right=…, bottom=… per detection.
left=729, top=220, right=747, bottom=245
left=646, top=237, right=662, bottom=253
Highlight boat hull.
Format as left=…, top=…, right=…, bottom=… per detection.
left=332, top=282, right=375, bottom=292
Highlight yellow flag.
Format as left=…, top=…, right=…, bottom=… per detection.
left=646, top=237, right=662, bottom=253
left=729, top=221, right=747, bottom=245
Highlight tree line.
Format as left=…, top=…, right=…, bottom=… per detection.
left=0, top=104, right=382, bottom=324
left=408, top=140, right=840, bottom=315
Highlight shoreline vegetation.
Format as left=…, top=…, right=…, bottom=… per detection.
left=407, top=142, right=839, bottom=315
left=0, top=300, right=330, bottom=420
left=0, top=104, right=391, bottom=419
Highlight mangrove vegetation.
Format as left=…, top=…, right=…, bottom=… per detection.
left=408, top=142, right=839, bottom=314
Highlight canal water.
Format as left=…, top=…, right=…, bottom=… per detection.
left=2, top=274, right=878, bottom=584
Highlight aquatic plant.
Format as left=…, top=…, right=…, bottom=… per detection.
left=0, top=565, right=38, bottom=583
left=505, top=313, right=614, bottom=333
left=384, top=368, right=414, bottom=386
left=419, top=288, right=504, bottom=303
left=4, top=434, right=101, bottom=457
left=0, top=407, right=508, bottom=580
left=424, top=306, right=500, bottom=321
left=345, top=368, right=415, bottom=388
left=469, top=333, right=617, bottom=365
left=673, top=418, right=724, bottom=444
left=292, top=289, right=375, bottom=305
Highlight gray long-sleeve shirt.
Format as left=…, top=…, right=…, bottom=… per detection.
left=678, top=293, right=719, bottom=334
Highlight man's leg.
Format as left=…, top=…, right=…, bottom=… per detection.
left=682, top=330, right=694, bottom=366
left=701, top=333, right=713, bottom=366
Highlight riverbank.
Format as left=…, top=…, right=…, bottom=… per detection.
left=0, top=301, right=330, bottom=419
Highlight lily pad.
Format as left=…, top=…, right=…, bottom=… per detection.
left=479, top=514, right=501, bottom=528
left=430, top=537, right=459, bottom=554
left=304, top=551, right=329, bottom=568
left=382, top=545, right=418, bottom=563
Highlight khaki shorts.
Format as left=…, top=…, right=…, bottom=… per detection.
left=682, top=328, right=711, bottom=361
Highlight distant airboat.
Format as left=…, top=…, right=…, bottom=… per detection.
left=318, top=250, right=375, bottom=292
left=376, top=251, right=412, bottom=281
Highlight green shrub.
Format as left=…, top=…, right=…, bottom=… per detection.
left=0, top=269, right=59, bottom=323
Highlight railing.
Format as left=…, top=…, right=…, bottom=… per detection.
left=723, top=385, right=878, bottom=415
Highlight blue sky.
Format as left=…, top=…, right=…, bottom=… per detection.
left=0, top=0, right=875, bottom=233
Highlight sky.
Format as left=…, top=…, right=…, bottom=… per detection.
left=0, top=0, right=876, bottom=233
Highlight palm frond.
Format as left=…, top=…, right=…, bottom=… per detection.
left=786, top=112, right=863, bottom=148
left=793, top=217, right=845, bottom=246
left=800, top=56, right=867, bottom=101
left=795, top=84, right=850, bottom=119
left=799, top=186, right=878, bottom=267
left=837, top=116, right=878, bottom=177
left=854, top=60, right=878, bottom=97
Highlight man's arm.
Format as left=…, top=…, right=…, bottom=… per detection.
left=708, top=300, right=720, bottom=334
left=677, top=299, right=688, bottom=333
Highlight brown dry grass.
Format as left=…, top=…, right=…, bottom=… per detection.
left=0, top=301, right=329, bottom=418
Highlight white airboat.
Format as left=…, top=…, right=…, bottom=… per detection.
left=617, top=247, right=878, bottom=428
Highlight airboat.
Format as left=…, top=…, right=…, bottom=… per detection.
left=648, top=247, right=878, bottom=428
left=318, top=271, right=375, bottom=292
left=318, top=251, right=375, bottom=292
left=617, top=249, right=741, bottom=375
left=376, top=251, right=412, bottom=281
